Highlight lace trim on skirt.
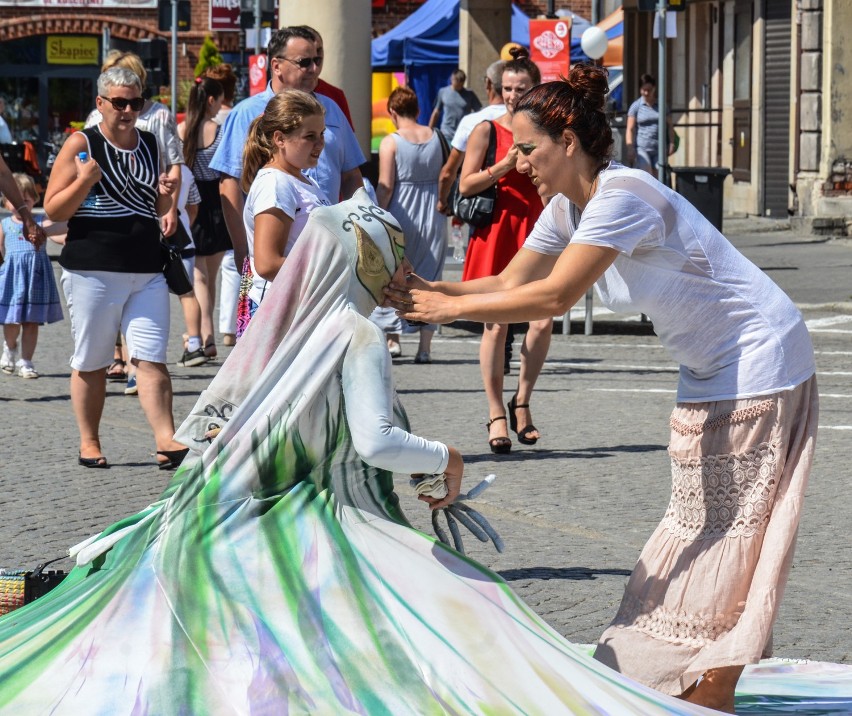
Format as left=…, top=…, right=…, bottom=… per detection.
left=613, top=593, right=744, bottom=647
left=669, top=399, right=774, bottom=436
left=663, top=441, right=780, bottom=540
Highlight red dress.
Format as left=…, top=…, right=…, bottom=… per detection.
left=462, top=121, right=543, bottom=281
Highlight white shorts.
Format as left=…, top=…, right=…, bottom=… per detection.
left=60, top=269, right=170, bottom=371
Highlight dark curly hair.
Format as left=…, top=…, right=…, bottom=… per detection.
left=514, top=63, right=613, bottom=163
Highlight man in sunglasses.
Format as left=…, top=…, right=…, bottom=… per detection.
left=210, top=25, right=365, bottom=274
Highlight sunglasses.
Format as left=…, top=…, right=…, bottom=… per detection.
left=277, top=56, right=323, bottom=70
left=99, top=96, right=145, bottom=112
left=514, top=142, right=537, bottom=156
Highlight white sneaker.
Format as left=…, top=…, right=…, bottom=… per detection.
left=0, top=344, right=17, bottom=374
left=16, top=359, right=38, bottom=379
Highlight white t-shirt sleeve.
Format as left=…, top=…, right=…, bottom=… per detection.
left=572, top=189, right=665, bottom=255
left=252, top=172, right=301, bottom=221
left=524, top=195, right=572, bottom=255
left=524, top=190, right=665, bottom=257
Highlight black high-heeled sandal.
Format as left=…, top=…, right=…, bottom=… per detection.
left=79, top=454, right=109, bottom=469
left=156, top=448, right=190, bottom=471
left=486, top=416, right=512, bottom=454
left=508, top=395, right=539, bottom=445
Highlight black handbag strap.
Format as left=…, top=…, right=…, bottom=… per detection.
left=483, top=120, right=497, bottom=169
left=435, top=129, right=451, bottom=163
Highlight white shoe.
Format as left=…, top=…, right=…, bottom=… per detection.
left=16, top=359, right=38, bottom=379
left=0, top=344, right=18, bottom=374
left=387, top=340, right=402, bottom=358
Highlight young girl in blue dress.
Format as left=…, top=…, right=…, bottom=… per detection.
left=0, top=173, right=65, bottom=378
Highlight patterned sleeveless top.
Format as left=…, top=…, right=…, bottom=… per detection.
left=190, top=124, right=222, bottom=182
left=59, top=126, right=164, bottom=273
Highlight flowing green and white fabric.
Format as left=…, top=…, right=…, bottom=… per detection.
left=0, top=191, right=849, bottom=714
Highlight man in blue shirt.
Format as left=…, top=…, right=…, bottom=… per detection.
left=211, top=26, right=366, bottom=270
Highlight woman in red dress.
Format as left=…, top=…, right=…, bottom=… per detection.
left=459, top=49, right=551, bottom=454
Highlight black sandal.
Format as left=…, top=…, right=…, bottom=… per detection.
left=79, top=454, right=109, bottom=469
left=508, top=395, right=539, bottom=445
left=106, top=359, right=127, bottom=381
left=156, top=448, right=190, bottom=471
left=486, top=416, right=512, bottom=454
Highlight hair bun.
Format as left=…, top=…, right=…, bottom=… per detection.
left=567, top=63, right=609, bottom=113
left=508, top=45, right=530, bottom=62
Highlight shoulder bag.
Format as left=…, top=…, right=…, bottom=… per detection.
left=161, top=227, right=194, bottom=296
left=451, top=121, right=498, bottom=228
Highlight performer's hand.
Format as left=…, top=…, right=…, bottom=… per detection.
left=419, top=447, right=463, bottom=511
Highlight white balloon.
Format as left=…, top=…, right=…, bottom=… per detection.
left=580, top=26, right=609, bottom=60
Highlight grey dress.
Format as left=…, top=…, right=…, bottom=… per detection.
left=387, top=130, right=447, bottom=283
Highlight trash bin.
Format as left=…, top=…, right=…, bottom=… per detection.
left=671, top=166, right=731, bottom=231
left=609, top=114, right=627, bottom=164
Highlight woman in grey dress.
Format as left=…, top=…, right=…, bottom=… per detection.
left=376, top=86, right=448, bottom=364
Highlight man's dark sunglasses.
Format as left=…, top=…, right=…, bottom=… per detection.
left=277, top=56, right=323, bottom=70
left=100, top=96, right=145, bottom=112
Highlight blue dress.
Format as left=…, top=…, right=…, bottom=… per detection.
left=0, top=216, right=63, bottom=324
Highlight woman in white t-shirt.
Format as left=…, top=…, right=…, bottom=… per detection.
left=238, top=90, right=331, bottom=334
left=390, top=64, right=817, bottom=713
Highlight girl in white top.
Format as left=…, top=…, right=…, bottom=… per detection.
left=241, top=90, right=331, bottom=313
left=390, top=64, right=817, bottom=713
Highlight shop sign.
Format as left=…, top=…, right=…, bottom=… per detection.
left=210, top=0, right=240, bottom=31
left=0, top=0, right=155, bottom=7
left=47, top=35, right=99, bottom=65
left=529, top=18, right=572, bottom=83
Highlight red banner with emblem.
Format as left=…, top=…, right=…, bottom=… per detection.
left=248, top=54, right=268, bottom=96
left=529, top=18, right=572, bottom=83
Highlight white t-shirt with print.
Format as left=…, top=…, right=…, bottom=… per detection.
left=244, top=166, right=331, bottom=305
left=524, top=164, right=815, bottom=402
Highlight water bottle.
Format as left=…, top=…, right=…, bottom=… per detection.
left=451, top=223, right=466, bottom=261
left=78, top=152, right=88, bottom=162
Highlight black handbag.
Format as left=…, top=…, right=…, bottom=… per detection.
left=0, top=557, right=67, bottom=616
left=161, top=234, right=193, bottom=296
left=451, top=120, right=498, bottom=228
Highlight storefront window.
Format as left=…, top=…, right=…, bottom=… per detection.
left=0, top=78, right=40, bottom=142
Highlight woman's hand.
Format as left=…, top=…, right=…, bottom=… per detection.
left=76, top=153, right=102, bottom=188
left=393, top=287, right=460, bottom=326
left=18, top=210, right=46, bottom=250
left=419, top=446, right=463, bottom=511
left=158, top=172, right=176, bottom=196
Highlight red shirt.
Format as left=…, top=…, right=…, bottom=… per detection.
left=315, top=78, right=354, bottom=130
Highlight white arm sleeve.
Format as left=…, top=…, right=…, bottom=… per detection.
left=342, top=322, right=449, bottom=476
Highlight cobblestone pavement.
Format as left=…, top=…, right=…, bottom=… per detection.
left=1, top=217, right=850, bottom=665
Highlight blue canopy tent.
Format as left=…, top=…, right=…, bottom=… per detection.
left=371, top=0, right=532, bottom=124
left=371, top=0, right=622, bottom=124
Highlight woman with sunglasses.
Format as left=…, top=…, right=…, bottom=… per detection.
left=390, top=63, right=818, bottom=713
left=44, top=67, right=189, bottom=471
left=457, top=47, right=552, bottom=454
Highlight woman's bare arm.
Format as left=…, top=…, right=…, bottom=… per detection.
left=375, top=134, right=397, bottom=210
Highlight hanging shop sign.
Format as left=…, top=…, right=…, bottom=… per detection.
left=210, top=0, right=240, bottom=31
left=46, top=35, right=99, bottom=65
left=0, top=0, right=155, bottom=7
